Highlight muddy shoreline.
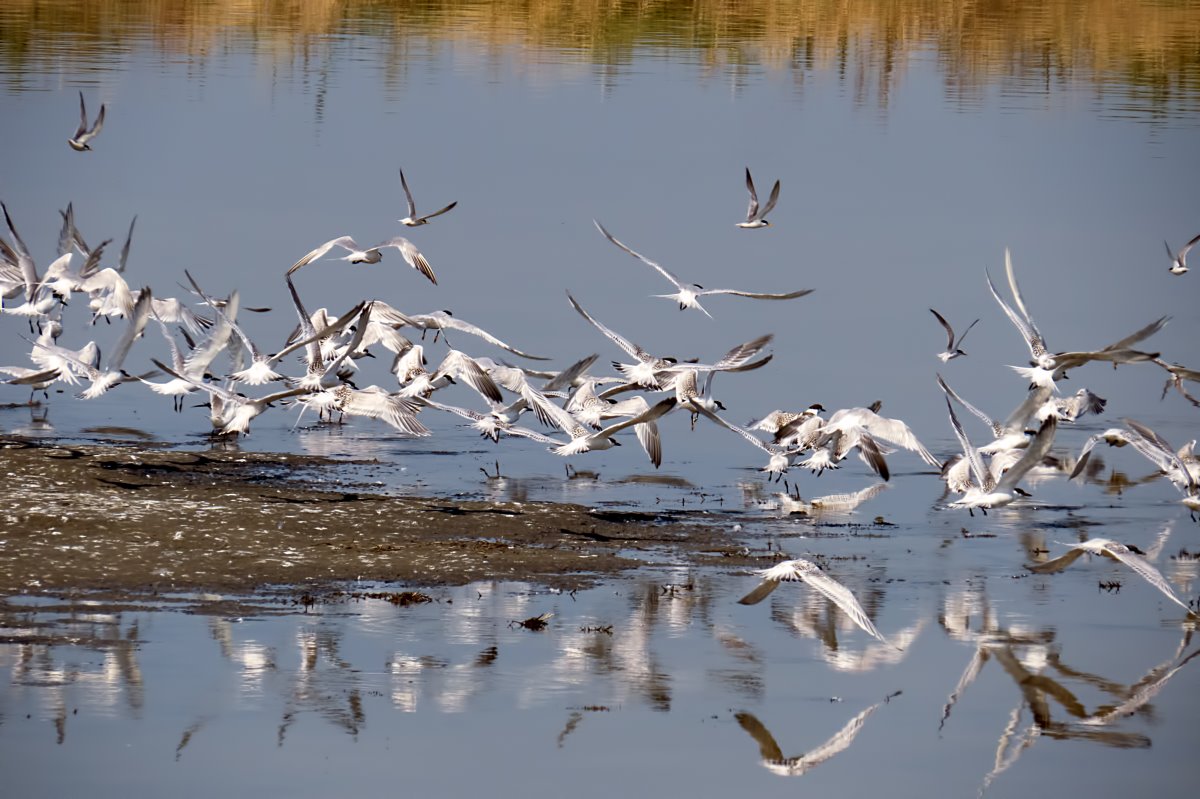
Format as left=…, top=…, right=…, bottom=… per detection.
left=0, top=437, right=755, bottom=598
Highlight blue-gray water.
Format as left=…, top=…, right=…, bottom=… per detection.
left=2, top=3, right=1199, bottom=796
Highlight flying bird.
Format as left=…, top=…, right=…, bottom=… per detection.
left=594, top=221, right=812, bottom=317
left=398, top=168, right=458, bottom=227
left=930, top=308, right=979, bottom=362
left=287, top=235, right=437, bottom=285
left=1028, top=538, right=1193, bottom=615
left=738, top=558, right=895, bottom=647
left=736, top=167, right=780, bottom=229
left=68, top=91, right=105, bottom=151
left=1165, top=233, right=1199, bottom=275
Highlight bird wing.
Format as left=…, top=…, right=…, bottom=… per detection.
left=692, top=402, right=772, bottom=455
left=378, top=236, right=438, bottom=285
left=435, top=312, right=549, bottom=360
left=931, top=308, right=956, bottom=350
left=995, top=416, right=1057, bottom=493
left=73, top=91, right=89, bottom=139
left=937, top=373, right=999, bottom=435
left=986, top=266, right=1039, bottom=359
left=107, top=288, right=153, bottom=371
left=593, top=220, right=686, bottom=291
left=1, top=201, right=39, bottom=299
left=434, top=350, right=503, bottom=403
left=341, top=386, right=430, bottom=436
left=945, top=395, right=991, bottom=491
left=1004, top=249, right=1046, bottom=350
left=418, top=201, right=457, bottom=223
left=758, top=179, right=781, bottom=220
left=697, top=288, right=813, bottom=300
left=1026, top=546, right=1087, bottom=573
left=398, top=168, right=418, bottom=218
left=1102, top=544, right=1192, bottom=613
left=117, top=216, right=136, bottom=274
left=802, top=566, right=890, bottom=645
left=83, top=103, right=105, bottom=142
left=286, top=236, right=358, bottom=276
left=1179, top=232, right=1200, bottom=261
left=566, top=291, right=643, bottom=360
left=743, top=167, right=760, bottom=222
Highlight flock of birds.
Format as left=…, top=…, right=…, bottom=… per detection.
left=1, top=94, right=1198, bottom=649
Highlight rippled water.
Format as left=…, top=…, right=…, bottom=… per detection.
left=2, top=2, right=1199, bottom=796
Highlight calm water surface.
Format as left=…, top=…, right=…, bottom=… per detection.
left=1, top=2, right=1199, bottom=796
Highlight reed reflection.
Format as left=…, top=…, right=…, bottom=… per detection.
left=2, top=0, right=1198, bottom=120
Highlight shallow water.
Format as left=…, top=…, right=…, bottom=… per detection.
left=2, top=1, right=1200, bottom=796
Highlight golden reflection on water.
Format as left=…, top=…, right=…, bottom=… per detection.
left=1, top=0, right=1198, bottom=113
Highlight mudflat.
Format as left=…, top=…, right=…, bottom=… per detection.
left=0, top=437, right=743, bottom=596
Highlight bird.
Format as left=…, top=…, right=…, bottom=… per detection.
left=736, top=167, right=780, bottom=229
left=398, top=168, right=458, bottom=227
left=287, top=235, right=437, bottom=285
left=67, top=91, right=105, bottom=151
left=541, top=396, right=677, bottom=466
left=372, top=305, right=550, bottom=361
left=1165, top=233, right=1199, bottom=275
left=593, top=221, right=812, bottom=317
left=738, top=558, right=895, bottom=647
left=1027, top=538, right=1193, bottom=615
left=930, top=308, right=979, bottom=362
left=691, top=402, right=802, bottom=480
left=944, top=394, right=1058, bottom=514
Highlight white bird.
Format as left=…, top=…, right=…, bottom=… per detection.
left=1165, top=233, right=1199, bottom=275
left=298, top=384, right=430, bottom=436
left=398, top=168, right=457, bottom=227
left=288, top=235, right=437, bottom=285
left=31, top=287, right=154, bottom=399
left=736, top=167, right=780, bottom=229
left=930, top=308, right=979, bottom=362
left=986, top=250, right=1054, bottom=369
left=0, top=366, right=60, bottom=403
left=372, top=305, right=549, bottom=361
left=691, top=403, right=801, bottom=480
left=594, top=221, right=812, bottom=317
left=151, top=359, right=308, bottom=437
left=540, top=396, right=677, bottom=466
left=775, top=482, right=890, bottom=516
left=945, top=395, right=1058, bottom=515
left=1069, top=418, right=1200, bottom=497
left=420, top=396, right=560, bottom=445
left=1028, top=538, right=1193, bottom=615
left=67, top=91, right=105, bottom=151
left=738, top=558, right=894, bottom=647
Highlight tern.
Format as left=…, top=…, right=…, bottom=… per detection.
left=944, top=395, right=1057, bottom=514
left=593, top=221, right=812, bottom=317
left=288, top=235, right=437, bottom=285
left=735, top=167, right=780, bottom=229
left=541, top=396, right=677, bottom=465
left=398, top=168, right=457, bottom=227
left=1028, top=538, right=1192, bottom=615
left=930, top=308, right=979, bottom=362
left=67, top=91, right=105, bottom=151
left=1069, top=418, right=1199, bottom=496
left=371, top=305, right=549, bottom=361
left=691, top=403, right=802, bottom=480
left=738, top=558, right=895, bottom=647
left=1165, top=233, right=1198, bottom=275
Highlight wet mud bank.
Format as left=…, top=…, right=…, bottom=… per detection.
left=0, top=437, right=746, bottom=597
